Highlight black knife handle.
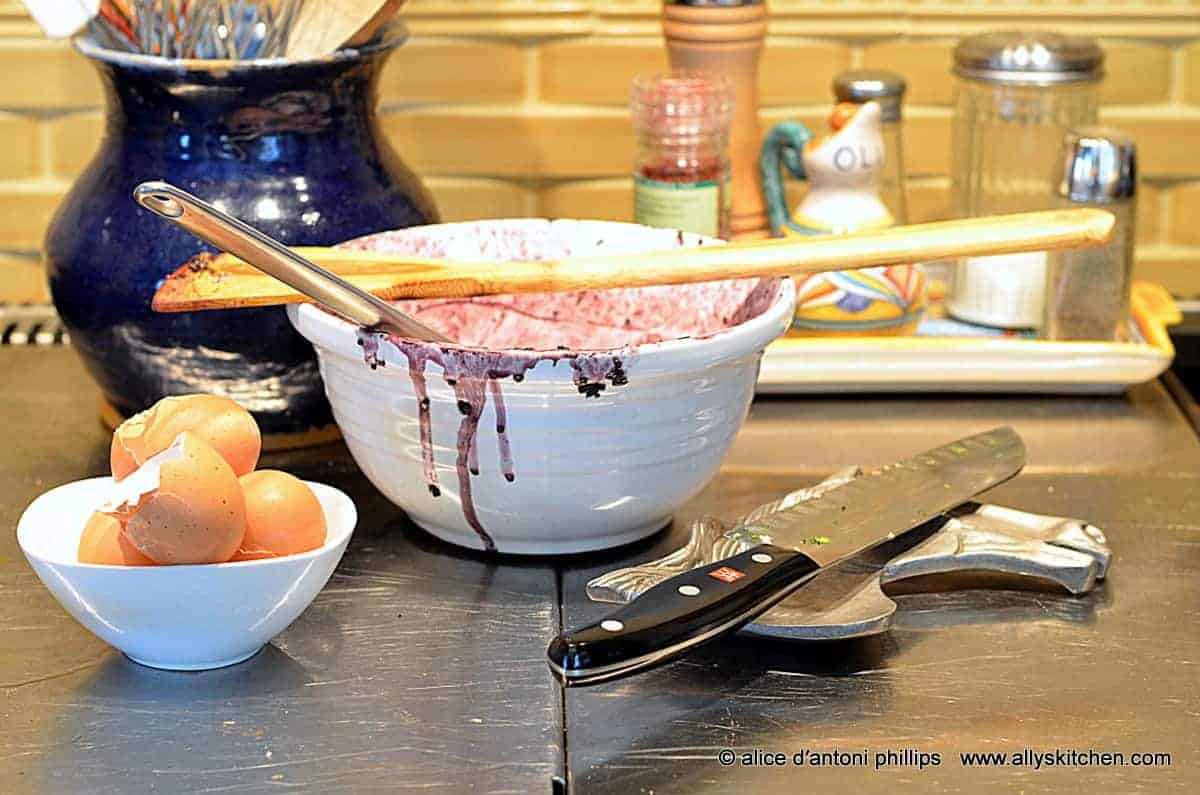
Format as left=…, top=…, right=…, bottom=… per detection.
left=547, top=544, right=821, bottom=686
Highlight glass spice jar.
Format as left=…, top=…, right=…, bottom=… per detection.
left=631, top=71, right=734, bottom=239
left=947, top=31, right=1103, bottom=329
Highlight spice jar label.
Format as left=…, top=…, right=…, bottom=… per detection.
left=634, top=176, right=722, bottom=238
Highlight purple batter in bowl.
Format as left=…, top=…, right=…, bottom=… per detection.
left=289, top=219, right=795, bottom=554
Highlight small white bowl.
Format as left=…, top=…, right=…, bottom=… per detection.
left=289, top=219, right=795, bottom=555
left=17, top=477, right=356, bottom=671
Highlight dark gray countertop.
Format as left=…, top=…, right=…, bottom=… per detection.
left=3, top=347, right=1199, bottom=793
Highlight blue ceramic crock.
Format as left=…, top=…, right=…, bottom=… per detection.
left=45, top=27, right=437, bottom=438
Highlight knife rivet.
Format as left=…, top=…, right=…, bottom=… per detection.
left=678, top=585, right=701, bottom=597
left=751, top=553, right=773, bottom=564
left=600, top=620, right=624, bottom=632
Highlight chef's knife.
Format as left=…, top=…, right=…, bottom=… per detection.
left=547, top=426, right=1025, bottom=685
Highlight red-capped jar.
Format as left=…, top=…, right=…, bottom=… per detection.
left=630, top=71, right=733, bottom=239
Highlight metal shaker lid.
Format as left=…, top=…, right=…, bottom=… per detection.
left=954, top=31, right=1103, bottom=85
left=1058, top=127, right=1136, bottom=203
left=833, top=70, right=906, bottom=122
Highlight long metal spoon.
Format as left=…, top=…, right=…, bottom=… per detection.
left=133, top=180, right=452, bottom=343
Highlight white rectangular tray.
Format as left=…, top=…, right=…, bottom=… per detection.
left=757, top=283, right=1179, bottom=395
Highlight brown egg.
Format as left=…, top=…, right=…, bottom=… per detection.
left=111, top=394, right=261, bottom=481
left=77, top=511, right=155, bottom=566
left=235, top=470, right=327, bottom=559
left=104, top=431, right=247, bottom=565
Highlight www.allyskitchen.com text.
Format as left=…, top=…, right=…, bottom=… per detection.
left=716, top=747, right=1172, bottom=771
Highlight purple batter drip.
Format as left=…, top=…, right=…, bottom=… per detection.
left=448, top=374, right=491, bottom=549
left=488, top=379, right=515, bottom=482
left=394, top=340, right=442, bottom=497
left=361, top=333, right=633, bottom=551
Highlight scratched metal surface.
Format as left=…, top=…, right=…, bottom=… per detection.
left=6, top=348, right=1200, bottom=794
left=562, top=390, right=1200, bottom=793
left=728, top=384, right=1200, bottom=477
left=0, top=348, right=562, bottom=794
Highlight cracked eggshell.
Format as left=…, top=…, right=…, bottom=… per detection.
left=232, top=470, right=327, bottom=561
left=111, top=394, right=261, bottom=481
left=104, top=431, right=247, bottom=565
left=77, top=511, right=155, bottom=566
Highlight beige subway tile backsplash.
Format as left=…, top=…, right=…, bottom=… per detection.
left=1136, top=182, right=1161, bottom=246
left=906, top=177, right=953, bottom=224
left=0, top=185, right=65, bottom=249
left=760, top=39, right=852, bottom=106
left=1, top=1, right=1199, bottom=302
left=425, top=176, right=533, bottom=221
left=901, top=110, right=953, bottom=177
left=862, top=40, right=957, bottom=106
left=382, top=107, right=632, bottom=178
left=1100, top=108, right=1200, bottom=178
left=1184, top=42, right=1200, bottom=106
left=539, top=178, right=631, bottom=222
left=0, top=254, right=49, bottom=302
left=1099, top=41, right=1172, bottom=105
left=0, top=112, right=40, bottom=180
left=1168, top=182, right=1200, bottom=248
left=380, top=38, right=525, bottom=104
left=0, top=41, right=101, bottom=108
left=541, top=40, right=667, bottom=105
left=46, top=112, right=103, bottom=179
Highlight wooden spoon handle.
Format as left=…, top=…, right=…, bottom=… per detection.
left=495, top=208, right=1115, bottom=295
left=152, top=209, right=1114, bottom=313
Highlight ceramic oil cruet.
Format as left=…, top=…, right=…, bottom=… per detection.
left=759, top=101, right=926, bottom=335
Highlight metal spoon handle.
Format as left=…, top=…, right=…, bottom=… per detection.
left=132, top=181, right=452, bottom=343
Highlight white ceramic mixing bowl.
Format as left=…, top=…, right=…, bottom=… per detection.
left=18, top=477, right=356, bottom=670
left=289, top=219, right=794, bottom=554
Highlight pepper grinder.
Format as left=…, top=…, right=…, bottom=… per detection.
left=662, top=0, right=768, bottom=239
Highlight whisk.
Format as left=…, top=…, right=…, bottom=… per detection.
left=45, top=1, right=308, bottom=60
left=94, top=1, right=309, bottom=59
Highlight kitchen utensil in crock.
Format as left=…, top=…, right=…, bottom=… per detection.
left=134, top=182, right=450, bottom=344
left=151, top=208, right=1115, bottom=313
left=285, top=0, right=407, bottom=59
left=18, top=0, right=98, bottom=37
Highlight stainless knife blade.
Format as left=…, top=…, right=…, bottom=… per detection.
left=726, top=426, right=1026, bottom=565
left=547, top=426, right=1026, bottom=686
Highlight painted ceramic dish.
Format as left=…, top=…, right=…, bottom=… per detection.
left=289, top=219, right=795, bottom=554
left=790, top=265, right=927, bottom=336
left=760, top=104, right=927, bottom=336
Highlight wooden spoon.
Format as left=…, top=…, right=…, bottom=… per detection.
left=285, top=0, right=407, bottom=60
left=150, top=209, right=1114, bottom=314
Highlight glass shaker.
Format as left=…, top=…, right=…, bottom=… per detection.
left=1043, top=129, right=1136, bottom=341
left=947, top=31, right=1103, bottom=329
left=631, top=71, right=734, bottom=239
left=834, top=70, right=908, bottom=224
